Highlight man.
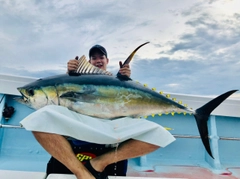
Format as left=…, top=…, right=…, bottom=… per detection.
left=46, top=45, right=132, bottom=177
left=31, top=45, right=174, bottom=179
left=68, top=45, right=131, bottom=77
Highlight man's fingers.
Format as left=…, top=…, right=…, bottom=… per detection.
left=67, top=59, right=80, bottom=71
left=119, top=61, right=123, bottom=68
left=122, top=64, right=129, bottom=68
left=119, top=66, right=131, bottom=77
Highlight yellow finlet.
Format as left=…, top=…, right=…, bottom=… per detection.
left=164, top=127, right=174, bottom=131
left=166, top=94, right=170, bottom=98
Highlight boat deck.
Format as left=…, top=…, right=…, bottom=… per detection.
left=1, top=166, right=240, bottom=179
left=0, top=74, right=240, bottom=179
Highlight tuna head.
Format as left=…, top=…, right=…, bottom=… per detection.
left=16, top=84, right=59, bottom=110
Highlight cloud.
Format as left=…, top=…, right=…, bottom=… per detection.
left=123, top=55, right=240, bottom=96
left=0, top=65, right=63, bottom=78
left=0, top=0, right=239, bottom=97
left=230, top=93, right=240, bottom=100
left=166, top=13, right=240, bottom=62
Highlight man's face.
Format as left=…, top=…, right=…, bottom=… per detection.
left=89, top=52, right=109, bottom=70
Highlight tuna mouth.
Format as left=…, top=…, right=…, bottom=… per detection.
left=14, top=96, right=29, bottom=104
left=17, top=88, right=29, bottom=102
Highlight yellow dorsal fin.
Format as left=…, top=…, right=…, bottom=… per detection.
left=76, top=55, right=112, bottom=75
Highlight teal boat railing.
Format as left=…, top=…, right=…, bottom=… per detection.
left=0, top=74, right=239, bottom=177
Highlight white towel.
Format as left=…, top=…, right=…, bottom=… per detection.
left=20, top=105, right=175, bottom=147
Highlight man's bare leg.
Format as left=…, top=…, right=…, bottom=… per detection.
left=33, top=132, right=159, bottom=177
left=90, top=139, right=159, bottom=172
left=32, top=131, right=94, bottom=179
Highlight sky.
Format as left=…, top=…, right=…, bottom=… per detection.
left=0, top=0, right=239, bottom=98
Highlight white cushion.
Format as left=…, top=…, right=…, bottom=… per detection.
left=0, top=170, right=46, bottom=179
left=47, top=174, right=186, bottom=179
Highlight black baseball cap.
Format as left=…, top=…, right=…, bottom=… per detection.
left=89, top=45, right=107, bottom=58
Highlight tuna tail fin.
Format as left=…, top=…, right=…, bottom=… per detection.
left=194, top=90, right=238, bottom=158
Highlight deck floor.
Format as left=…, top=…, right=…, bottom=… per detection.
left=45, top=165, right=240, bottom=179
left=127, top=165, right=240, bottom=179
left=47, top=176, right=186, bottom=179
left=1, top=165, right=240, bottom=179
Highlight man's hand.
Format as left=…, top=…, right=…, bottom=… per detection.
left=67, top=56, right=79, bottom=73
left=118, top=61, right=131, bottom=78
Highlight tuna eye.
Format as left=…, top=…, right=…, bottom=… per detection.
left=28, top=89, right=34, bottom=96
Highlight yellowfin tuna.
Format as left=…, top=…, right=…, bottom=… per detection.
left=16, top=43, right=238, bottom=159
